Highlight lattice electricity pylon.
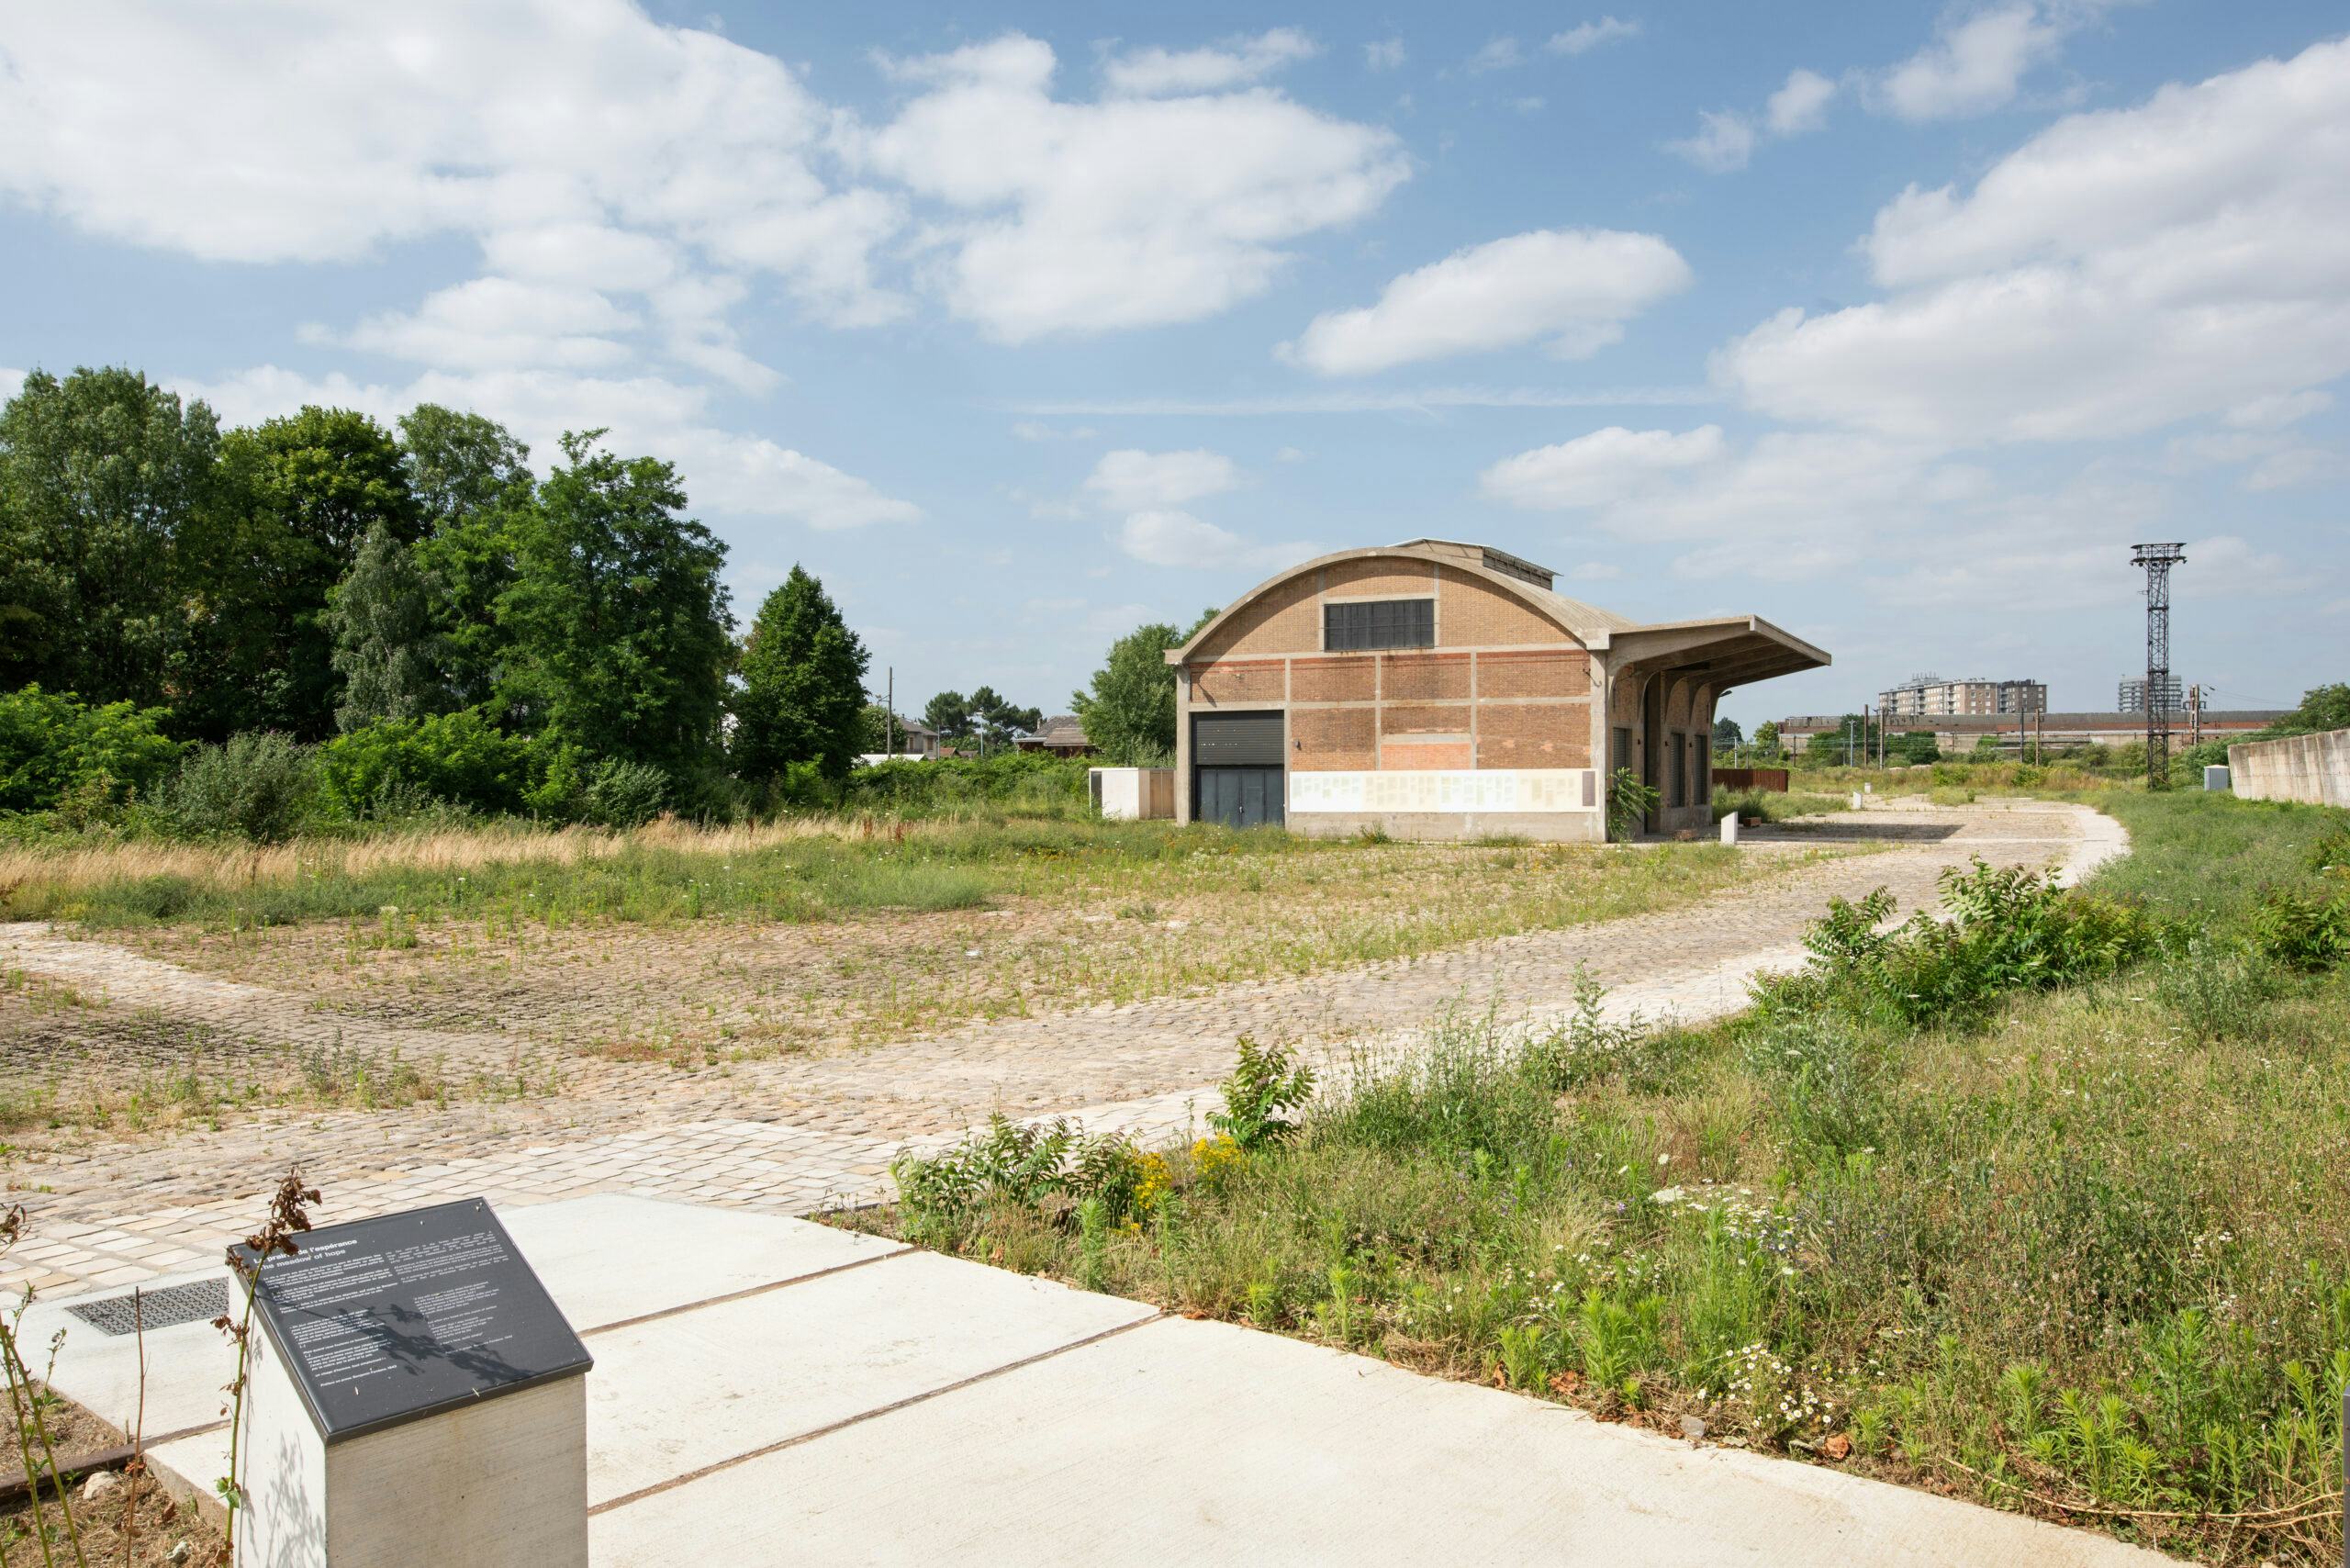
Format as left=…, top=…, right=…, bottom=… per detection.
left=2130, top=542, right=2187, bottom=789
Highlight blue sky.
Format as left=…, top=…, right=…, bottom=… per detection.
left=3, top=2, right=2344, bottom=731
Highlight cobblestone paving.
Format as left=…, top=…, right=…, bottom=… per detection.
left=0, top=801, right=2118, bottom=1302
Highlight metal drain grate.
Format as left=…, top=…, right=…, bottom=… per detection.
left=65, top=1277, right=229, bottom=1337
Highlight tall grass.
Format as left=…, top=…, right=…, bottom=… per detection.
left=0, top=813, right=1302, bottom=928
left=876, top=791, right=2350, bottom=1563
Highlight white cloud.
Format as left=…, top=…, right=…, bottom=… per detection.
left=324, top=277, right=637, bottom=373
left=2223, top=390, right=2333, bottom=430
left=1765, top=69, right=1838, bottom=135
left=1102, top=28, right=1317, bottom=96
left=1468, top=38, right=1525, bottom=73
left=1870, top=2, right=2076, bottom=123
left=1718, top=38, right=2350, bottom=443
left=2244, top=447, right=2347, bottom=493
left=1116, top=510, right=1318, bottom=571
left=853, top=35, right=1410, bottom=342
left=0, top=0, right=902, bottom=327
left=1666, top=110, right=1758, bottom=173
left=1479, top=425, right=1727, bottom=510
left=1569, top=561, right=1624, bottom=581
left=1673, top=67, right=1838, bottom=173
left=176, top=363, right=919, bottom=531
left=1281, top=229, right=1692, bottom=375
left=1010, top=420, right=1099, bottom=442
left=1364, top=39, right=1406, bottom=72
left=1083, top=448, right=1244, bottom=510
left=1548, top=19, right=1639, bottom=57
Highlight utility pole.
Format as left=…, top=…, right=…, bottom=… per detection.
left=885, top=666, right=894, bottom=756
left=2131, top=543, right=2186, bottom=790
left=2188, top=683, right=2202, bottom=748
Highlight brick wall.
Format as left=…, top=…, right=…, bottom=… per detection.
left=1184, top=557, right=1597, bottom=785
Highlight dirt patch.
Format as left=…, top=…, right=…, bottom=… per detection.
left=0, top=1389, right=228, bottom=1567
left=101, top=841, right=1818, bottom=1066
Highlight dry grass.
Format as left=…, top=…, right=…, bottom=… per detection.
left=0, top=813, right=898, bottom=900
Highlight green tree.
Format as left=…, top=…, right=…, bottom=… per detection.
left=1892, top=730, right=1942, bottom=765
left=191, top=407, right=420, bottom=739
left=497, top=431, right=731, bottom=778
left=858, top=703, right=918, bottom=755
left=401, top=406, right=534, bottom=711
left=397, top=405, right=532, bottom=531
left=1711, top=716, right=1742, bottom=752
left=732, top=565, right=869, bottom=782
left=2272, top=683, right=2349, bottom=737
left=1070, top=611, right=1214, bottom=765
left=0, top=684, right=184, bottom=811
left=923, top=690, right=973, bottom=742
left=0, top=367, right=221, bottom=710
left=1751, top=720, right=1781, bottom=760
left=967, top=685, right=1042, bottom=746
left=327, top=521, right=447, bottom=731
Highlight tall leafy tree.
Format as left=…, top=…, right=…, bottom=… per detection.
left=1070, top=611, right=1215, bottom=765
left=1751, top=720, right=1781, bottom=759
left=923, top=690, right=973, bottom=742
left=401, top=406, right=532, bottom=711
left=0, top=367, right=220, bottom=710
left=191, top=407, right=420, bottom=738
left=397, top=405, right=532, bottom=530
left=966, top=685, right=1041, bottom=745
left=497, top=431, right=731, bottom=775
left=733, top=566, right=869, bottom=782
left=327, top=521, right=446, bottom=731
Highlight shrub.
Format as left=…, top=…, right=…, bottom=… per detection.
left=1751, top=858, right=2155, bottom=1029
left=167, top=733, right=318, bottom=842
left=1208, top=1036, right=1315, bottom=1151
left=580, top=757, right=669, bottom=828
left=2248, top=886, right=2349, bottom=972
left=1606, top=767, right=1660, bottom=842
left=890, top=1114, right=1153, bottom=1242
left=844, top=753, right=1091, bottom=816
left=0, top=685, right=182, bottom=812
left=316, top=710, right=536, bottom=820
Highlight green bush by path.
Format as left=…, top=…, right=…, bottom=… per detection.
left=875, top=790, right=2350, bottom=1564
left=0, top=685, right=182, bottom=812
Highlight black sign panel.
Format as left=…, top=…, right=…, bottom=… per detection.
left=243, top=1198, right=591, bottom=1443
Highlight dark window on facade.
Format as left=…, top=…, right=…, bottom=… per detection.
left=1670, top=733, right=1687, bottom=807
left=1695, top=736, right=1710, bottom=803
left=1324, top=598, right=1434, bottom=652
left=1612, top=726, right=1633, bottom=776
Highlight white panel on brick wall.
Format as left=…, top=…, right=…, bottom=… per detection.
left=1290, top=770, right=1595, bottom=813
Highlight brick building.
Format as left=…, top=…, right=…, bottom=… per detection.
left=1166, top=540, right=1829, bottom=840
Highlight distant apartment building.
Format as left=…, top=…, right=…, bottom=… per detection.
left=2117, top=676, right=2186, bottom=714
left=1875, top=672, right=2047, bottom=718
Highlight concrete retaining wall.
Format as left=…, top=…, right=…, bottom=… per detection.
left=2227, top=727, right=2350, bottom=807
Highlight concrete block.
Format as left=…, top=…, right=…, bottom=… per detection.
left=2202, top=765, right=2230, bottom=792
left=236, top=1309, right=587, bottom=1568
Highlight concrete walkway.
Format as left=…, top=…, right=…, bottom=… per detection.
left=40, top=1195, right=2161, bottom=1568
left=0, top=801, right=2121, bottom=1303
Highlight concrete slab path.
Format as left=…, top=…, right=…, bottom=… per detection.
left=46, top=1196, right=2160, bottom=1568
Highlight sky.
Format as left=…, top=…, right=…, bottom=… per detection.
left=2, top=1, right=2345, bottom=732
